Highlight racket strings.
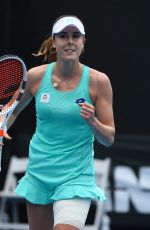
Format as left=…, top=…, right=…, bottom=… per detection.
left=0, top=60, right=23, bottom=105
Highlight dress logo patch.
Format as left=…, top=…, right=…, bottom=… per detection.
left=40, top=93, right=50, bottom=103
left=75, top=98, right=86, bottom=104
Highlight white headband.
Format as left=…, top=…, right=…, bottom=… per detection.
left=52, top=16, right=85, bottom=37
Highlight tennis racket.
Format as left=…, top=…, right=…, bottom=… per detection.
left=0, top=55, right=27, bottom=171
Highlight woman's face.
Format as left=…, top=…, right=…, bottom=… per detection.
left=53, top=26, right=85, bottom=61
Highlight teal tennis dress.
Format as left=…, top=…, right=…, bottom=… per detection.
left=16, top=63, right=106, bottom=204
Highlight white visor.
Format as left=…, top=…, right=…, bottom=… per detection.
left=52, top=16, right=85, bottom=37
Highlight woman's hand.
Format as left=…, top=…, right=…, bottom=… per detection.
left=78, top=102, right=95, bottom=123
left=0, top=124, right=12, bottom=146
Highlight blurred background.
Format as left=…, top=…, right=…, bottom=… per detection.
left=0, top=0, right=150, bottom=229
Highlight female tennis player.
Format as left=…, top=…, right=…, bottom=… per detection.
left=1, top=15, right=115, bottom=230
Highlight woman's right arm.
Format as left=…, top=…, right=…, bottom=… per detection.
left=1, top=64, right=46, bottom=141
left=5, top=69, right=34, bottom=132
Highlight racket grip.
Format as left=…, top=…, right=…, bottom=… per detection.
left=0, top=125, right=8, bottom=171
left=0, top=137, right=3, bottom=172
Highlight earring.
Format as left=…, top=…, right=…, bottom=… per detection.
left=50, top=45, right=56, bottom=54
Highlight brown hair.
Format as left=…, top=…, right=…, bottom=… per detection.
left=33, top=36, right=56, bottom=62
left=33, top=15, right=83, bottom=62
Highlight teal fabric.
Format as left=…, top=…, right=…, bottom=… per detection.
left=16, top=63, right=106, bottom=204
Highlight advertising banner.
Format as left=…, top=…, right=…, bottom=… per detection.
left=94, top=135, right=150, bottom=229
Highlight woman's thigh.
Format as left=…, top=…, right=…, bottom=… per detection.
left=26, top=201, right=54, bottom=230
left=53, top=199, right=91, bottom=230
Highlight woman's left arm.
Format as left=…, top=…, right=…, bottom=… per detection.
left=79, top=72, right=115, bottom=147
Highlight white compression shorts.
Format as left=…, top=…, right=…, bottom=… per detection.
left=53, top=199, right=91, bottom=230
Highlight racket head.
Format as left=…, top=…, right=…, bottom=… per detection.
left=0, top=55, right=27, bottom=116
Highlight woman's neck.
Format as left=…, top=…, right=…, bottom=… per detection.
left=54, top=60, right=82, bottom=79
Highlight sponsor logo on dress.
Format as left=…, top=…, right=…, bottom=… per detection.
left=75, top=98, right=86, bottom=104
left=40, top=93, right=50, bottom=103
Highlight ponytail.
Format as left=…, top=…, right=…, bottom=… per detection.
left=33, top=36, right=56, bottom=62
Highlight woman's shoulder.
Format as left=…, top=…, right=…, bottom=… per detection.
left=27, top=64, right=48, bottom=84
left=27, top=64, right=48, bottom=78
left=89, top=67, right=111, bottom=87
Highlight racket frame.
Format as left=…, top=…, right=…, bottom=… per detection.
left=0, top=55, right=27, bottom=170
